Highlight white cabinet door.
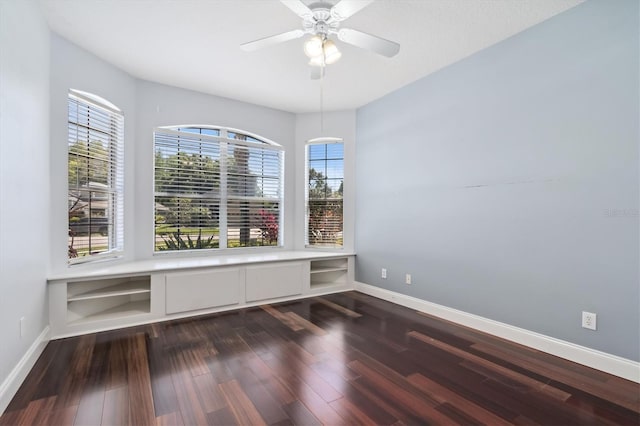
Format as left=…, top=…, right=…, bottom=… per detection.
left=165, top=268, right=241, bottom=314
left=245, top=262, right=304, bottom=302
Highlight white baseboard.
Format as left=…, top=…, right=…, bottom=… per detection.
left=354, top=281, right=640, bottom=383
left=0, top=326, right=51, bottom=415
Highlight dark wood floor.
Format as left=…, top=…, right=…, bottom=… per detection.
left=1, top=291, right=638, bottom=425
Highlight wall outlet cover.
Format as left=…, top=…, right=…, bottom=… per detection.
left=582, top=311, right=597, bottom=330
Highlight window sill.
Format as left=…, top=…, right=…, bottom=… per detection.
left=49, top=250, right=355, bottom=283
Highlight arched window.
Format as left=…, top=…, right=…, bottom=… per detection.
left=154, top=126, right=283, bottom=251
left=68, top=90, right=124, bottom=263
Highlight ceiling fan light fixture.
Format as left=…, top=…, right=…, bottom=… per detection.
left=304, top=35, right=324, bottom=58
left=322, top=39, right=341, bottom=64
left=308, top=55, right=325, bottom=67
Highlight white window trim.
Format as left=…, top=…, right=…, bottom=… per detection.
left=305, top=137, right=344, bottom=249
left=68, top=89, right=124, bottom=265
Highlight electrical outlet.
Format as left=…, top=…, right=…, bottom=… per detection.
left=405, top=274, right=412, bottom=285
left=582, top=311, right=597, bottom=330
left=20, top=317, right=25, bottom=338
left=381, top=268, right=387, bottom=279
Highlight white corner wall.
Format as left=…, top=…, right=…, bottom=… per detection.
left=0, top=0, right=51, bottom=412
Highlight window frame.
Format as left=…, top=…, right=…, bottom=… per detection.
left=153, top=125, right=284, bottom=254
left=305, top=138, right=344, bottom=249
left=67, top=89, right=124, bottom=265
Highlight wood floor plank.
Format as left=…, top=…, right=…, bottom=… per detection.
left=74, top=336, right=110, bottom=426
left=265, top=357, right=347, bottom=425
left=155, top=411, right=184, bottom=426
left=313, top=296, right=362, bottom=318
left=239, top=353, right=297, bottom=406
left=0, top=408, right=21, bottom=425
left=54, top=335, right=96, bottom=410
left=127, top=333, right=156, bottom=426
left=43, top=405, right=77, bottom=426
left=193, top=373, right=227, bottom=413
left=268, top=343, right=343, bottom=403
left=407, top=372, right=513, bottom=425
left=17, top=396, right=56, bottom=426
left=282, top=400, right=322, bottom=426
left=472, top=341, right=640, bottom=412
left=479, top=376, right=586, bottom=425
left=348, top=359, right=457, bottom=424
left=436, top=401, right=490, bottom=425
left=168, top=350, right=209, bottom=426
left=218, top=380, right=267, bottom=426
left=338, top=381, right=400, bottom=425
left=147, top=334, right=180, bottom=417
left=204, top=355, right=234, bottom=384
left=348, top=376, right=415, bottom=424
left=285, top=311, right=327, bottom=335
left=329, top=396, right=379, bottom=426
left=261, top=305, right=305, bottom=331
left=206, top=406, right=237, bottom=425
left=408, top=330, right=573, bottom=401
left=2, top=291, right=638, bottom=426
left=105, top=336, right=128, bottom=391
left=5, top=341, right=68, bottom=412
left=222, top=356, right=290, bottom=424
left=100, top=386, right=128, bottom=426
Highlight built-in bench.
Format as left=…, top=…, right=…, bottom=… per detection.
left=48, top=251, right=355, bottom=338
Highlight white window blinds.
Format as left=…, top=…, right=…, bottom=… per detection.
left=154, top=127, right=283, bottom=251
left=67, top=90, right=124, bottom=262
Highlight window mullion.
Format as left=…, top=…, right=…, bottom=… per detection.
left=219, top=135, right=228, bottom=249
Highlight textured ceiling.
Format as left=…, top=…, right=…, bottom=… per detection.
left=39, top=0, right=583, bottom=113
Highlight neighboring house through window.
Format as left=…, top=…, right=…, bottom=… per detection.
left=68, top=90, right=124, bottom=262
left=306, top=139, right=344, bottom=247
left=154, top=126, right=283, bottom=251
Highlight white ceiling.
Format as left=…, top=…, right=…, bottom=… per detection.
left=39, top=0, right=583, bottom=113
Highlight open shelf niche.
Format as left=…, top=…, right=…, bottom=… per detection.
left=310, top=257, right=349, bottom=289
left=66, top=276, right=151, bottom=325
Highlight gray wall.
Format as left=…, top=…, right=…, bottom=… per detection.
left=355, top=0, right=639, bottom=361
left=0, top=0, right=50, bottom=400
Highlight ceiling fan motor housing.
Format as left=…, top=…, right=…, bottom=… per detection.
left=303, top=5, right=339, bottom=36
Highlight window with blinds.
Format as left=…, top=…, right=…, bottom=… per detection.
left=154, top=127, right=283, bottom=252
left=67, top=90, right=124, bottom=262
left=306, top=141, right=344, bottom=247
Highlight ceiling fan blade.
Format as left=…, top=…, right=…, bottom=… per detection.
left=310, top=66, right=325, bottom=80
left=337, top=28, right=400, bottom=57
left=280, top=0, right=313, bottom=18
left=331, top=0, right=374, bottom=21
left=240, top=29, right=304, bottom=52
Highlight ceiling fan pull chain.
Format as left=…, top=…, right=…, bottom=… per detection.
left=320, top=73, right=324, bottom=133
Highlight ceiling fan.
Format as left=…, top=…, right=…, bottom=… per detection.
left=240, top=0, right=400, bottom=76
